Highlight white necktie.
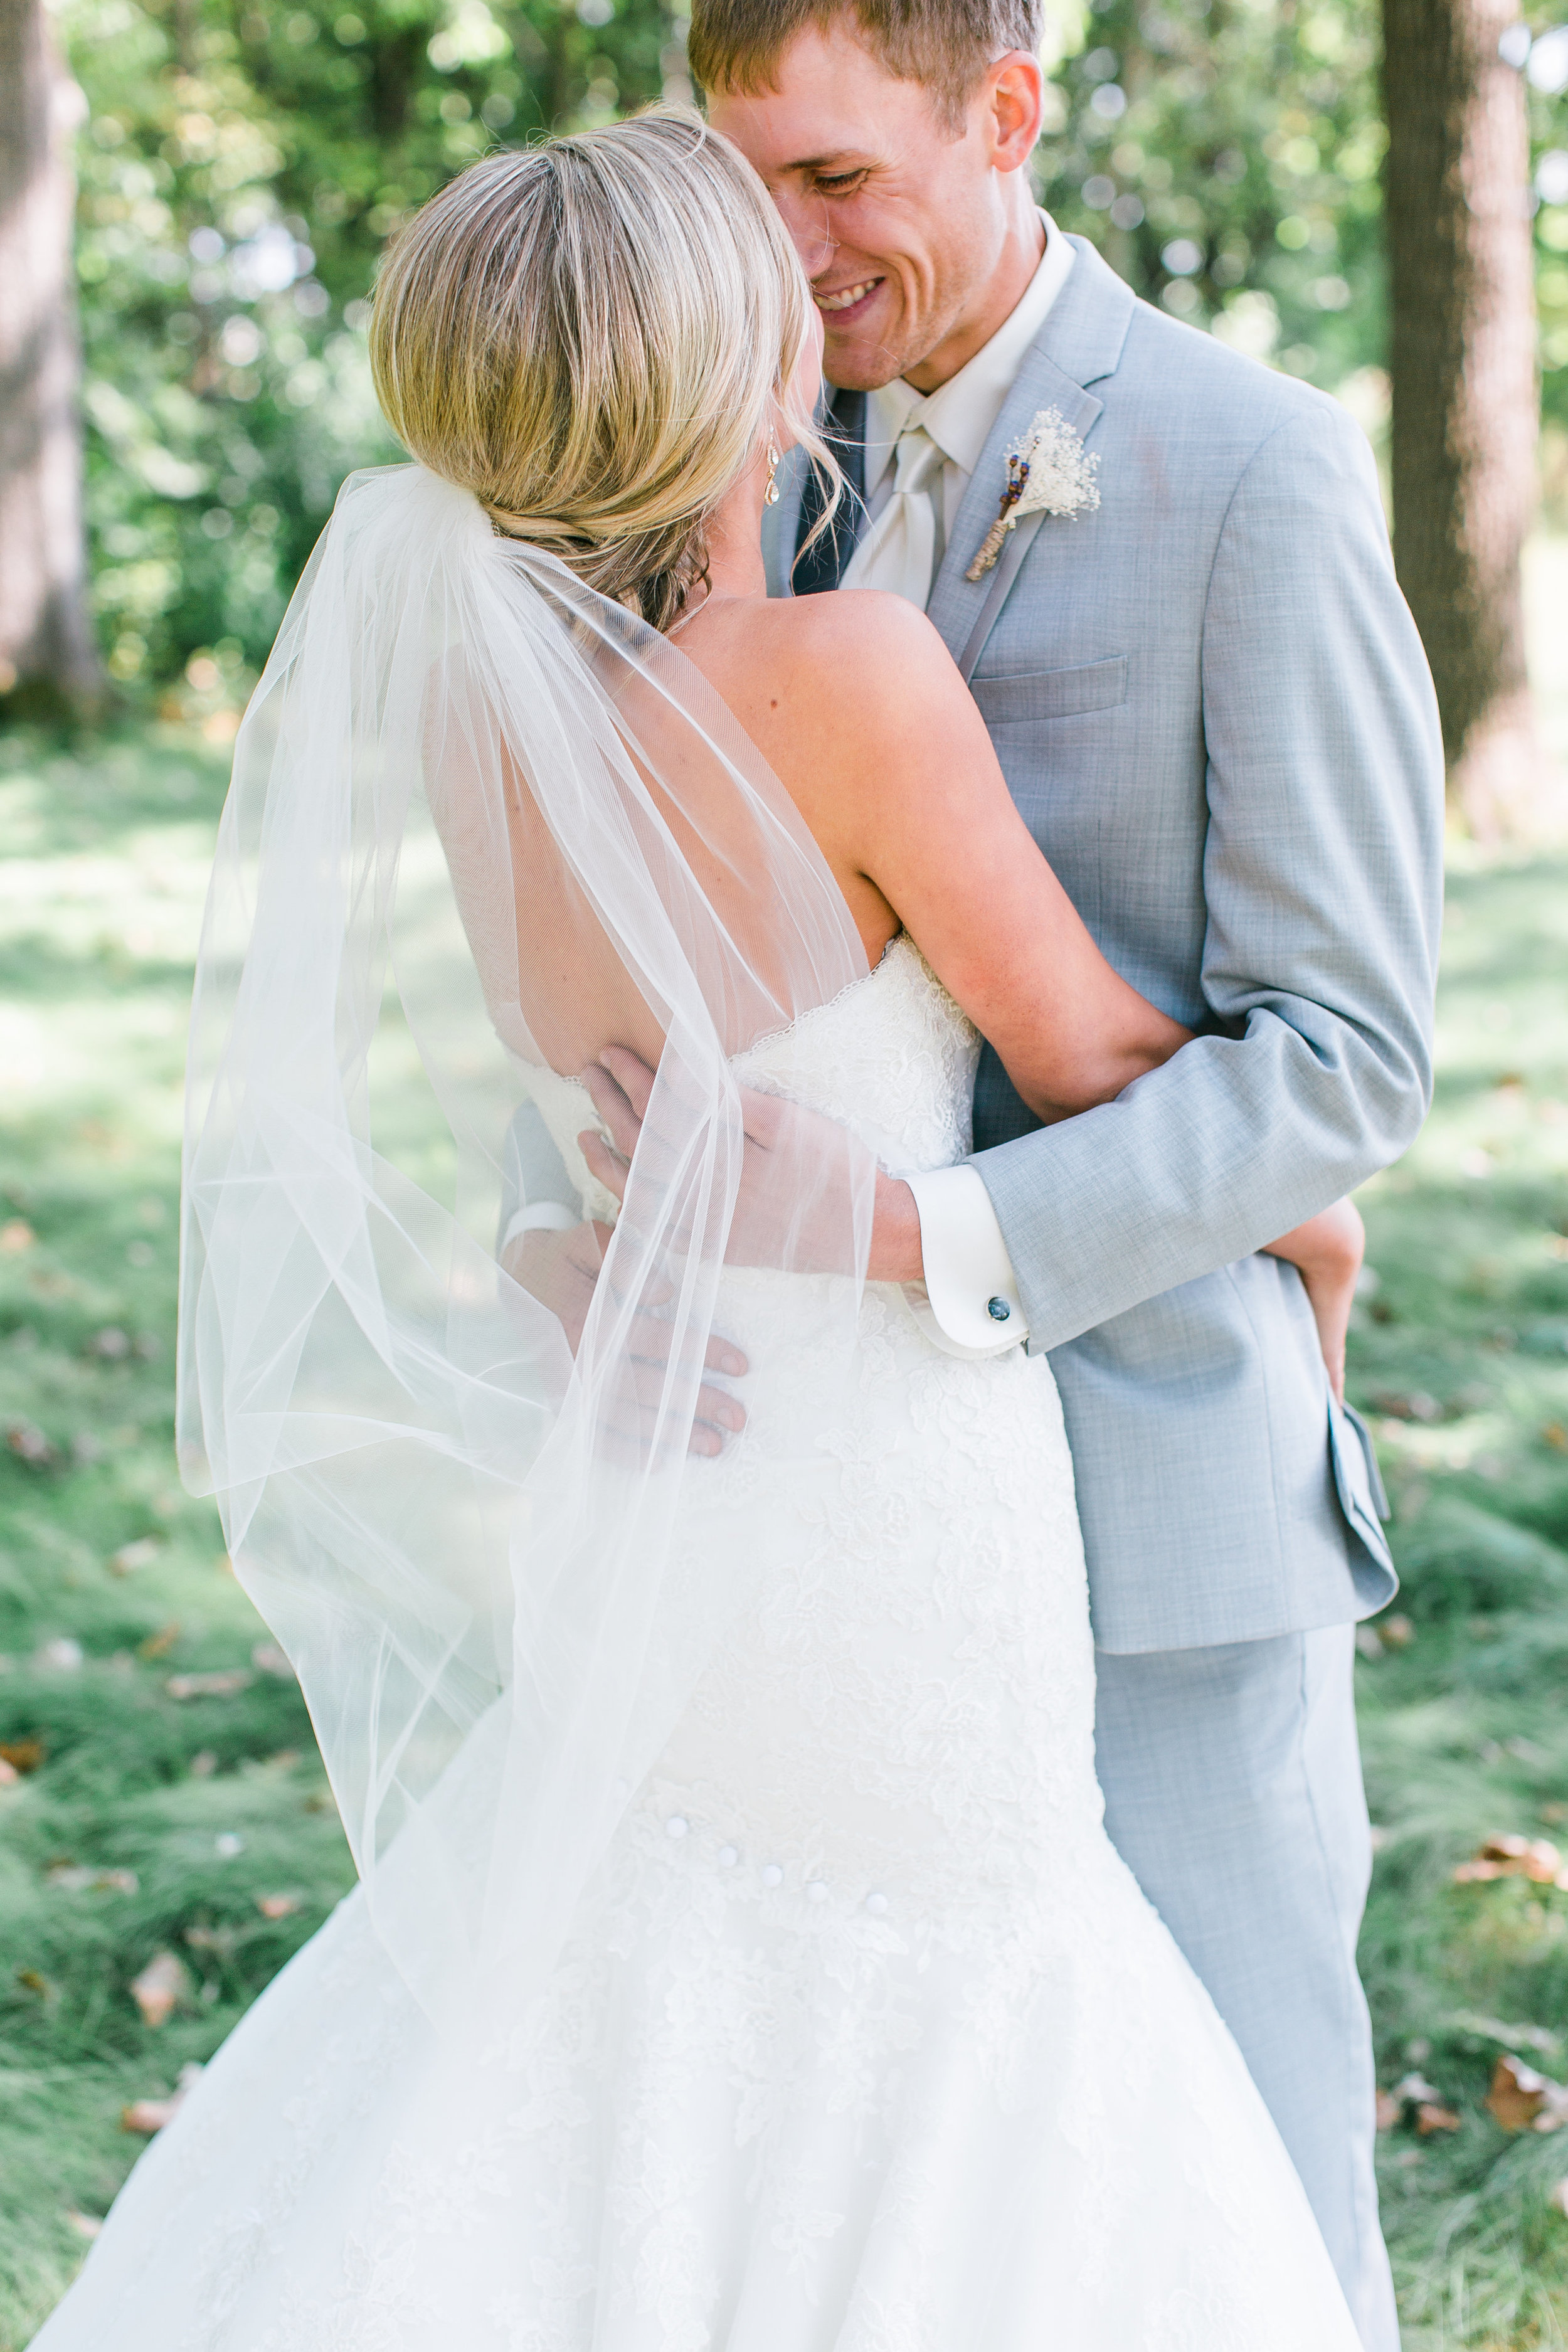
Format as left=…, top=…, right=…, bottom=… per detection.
left=842, top=421, right=946, bottom=609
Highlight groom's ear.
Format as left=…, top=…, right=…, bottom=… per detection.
left=979, top=50, right=1046, bottom=175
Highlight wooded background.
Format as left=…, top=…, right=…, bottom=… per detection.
left=1, top=0, right=1567, bottom=822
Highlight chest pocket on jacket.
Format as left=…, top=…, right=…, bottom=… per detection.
left=971, top=654, right=1128, bottom=726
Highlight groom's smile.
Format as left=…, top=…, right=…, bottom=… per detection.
left=707, top=22, right=1047, bottom=396
left=814, top=277, right=884, bottom=319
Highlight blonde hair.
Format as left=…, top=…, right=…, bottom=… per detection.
left=370, top=110, right=838, bottom=631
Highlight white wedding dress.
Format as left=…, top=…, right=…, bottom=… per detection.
left=36, top=936, right=1362, bottom=2352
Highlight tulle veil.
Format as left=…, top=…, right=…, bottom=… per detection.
left=177, top=462, right=876, bottom=2024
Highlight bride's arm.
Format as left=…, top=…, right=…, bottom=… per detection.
left=768, top=593, right=1367, bottom=1390
left=781, top=590, right=1190, bottom=1123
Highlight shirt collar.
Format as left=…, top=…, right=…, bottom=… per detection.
left=862, top=212, right=1076, bottom=497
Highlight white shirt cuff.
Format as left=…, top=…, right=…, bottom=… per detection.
left=500, top=1200, right=578, bottom=1255
left=902, top=1165, right=1029, bottom=1359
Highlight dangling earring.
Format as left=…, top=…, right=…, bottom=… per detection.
left=765, top=442, right=781, bottom=506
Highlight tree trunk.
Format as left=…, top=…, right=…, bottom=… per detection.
left=0, top=0, right=103, bottom=718
left=1382, top=0, right=1539, bottom=838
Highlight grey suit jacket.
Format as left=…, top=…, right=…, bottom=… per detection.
left=761, top=238, right=1443, bottom=1653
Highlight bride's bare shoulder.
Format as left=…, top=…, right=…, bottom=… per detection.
left=681, top=588, right=980, bottom=781
left=756, top=585, right=950, bottom=683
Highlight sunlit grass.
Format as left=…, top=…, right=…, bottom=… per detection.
left=1353, top=846, right=1568, bottom=2346
left=0, top=724, right=355, bottom=2348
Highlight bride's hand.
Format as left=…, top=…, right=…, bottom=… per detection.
left=1261, top=1198, right=1365, bottom=1404
left=578, top=1047, right=888, bottom=1278
left=501, top=1217, right=747, bottom=1459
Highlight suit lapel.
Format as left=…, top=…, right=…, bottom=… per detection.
left=924, top=238, right=1136, bottom=672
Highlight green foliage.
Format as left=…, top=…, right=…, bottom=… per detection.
left=63, top=0, right=1568, bottom=691
left=64, top=0, right=684, bottom=692
left=1036, top=0, right=1568, bottom=429
left=1036, top=0, right=1389, bottom=391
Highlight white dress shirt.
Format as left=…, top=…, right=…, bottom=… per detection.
left=842, top=215, right=1074, bottom=1360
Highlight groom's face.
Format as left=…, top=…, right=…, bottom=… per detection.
left=710, top=23, right=1042, bottom=395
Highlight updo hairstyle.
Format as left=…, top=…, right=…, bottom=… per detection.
left=369, top=109, right=837, bottom=631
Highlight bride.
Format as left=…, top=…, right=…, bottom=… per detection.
left=36, top=112, right=1370, bottom=2351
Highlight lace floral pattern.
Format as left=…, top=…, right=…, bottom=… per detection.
left=34, top=940, right=1361, bottom=2352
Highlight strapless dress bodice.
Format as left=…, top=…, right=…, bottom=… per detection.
left=511, top=934, right=981, bottom=1227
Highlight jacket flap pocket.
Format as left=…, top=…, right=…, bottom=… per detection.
left=1328, top=1394, right=1393, bottom=1570
left=971, top=654, right=1128, bottom=726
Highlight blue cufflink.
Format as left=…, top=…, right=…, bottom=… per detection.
left=987, top=1296, right=1011, bottom=1323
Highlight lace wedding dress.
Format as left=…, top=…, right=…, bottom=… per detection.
left=36, top=936, right=1361, bottom=2352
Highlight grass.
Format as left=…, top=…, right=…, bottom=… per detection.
left=1, top=719, right=1568, bottom=2348
left=1356, top=842, right=1568, bottom=2348
left=0, top=724, right=356, bottom=2348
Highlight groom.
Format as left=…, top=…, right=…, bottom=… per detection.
left=691, top=3, right=1443, bottom=2343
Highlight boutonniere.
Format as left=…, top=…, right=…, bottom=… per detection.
left=965, top=408, right=1101, bottom=581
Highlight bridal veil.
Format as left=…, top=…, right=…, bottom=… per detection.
left=176, top=457, right=875, bottom=2024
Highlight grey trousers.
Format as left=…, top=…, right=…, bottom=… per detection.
left=1094, top=1625, right=1399, bottom=2352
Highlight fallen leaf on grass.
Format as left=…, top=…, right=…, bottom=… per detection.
left=110, top=1538, right=160, bottom=1576
left=0, top=1220, right=34, bottom=1253
left=166, top=1669, right=253, bottom=1701
left=15, top=1968, right=55, bottom=2000
left=188, top=1749, right=218, bottom=1777
left=1374, top=1389, right=1444, bottom=1422
left=1379, top=2072, right=1461, bottom=2134
left=88, top=1326, right=130, bottom=1359
left=0, top=1737, right=45, bottom=1774
left=121, top=2063, right=203, bottom=2136
left=1454, top=1835, right=1568, bottom=1888
left=6, top=1423, right=52, bottom=1465
left=65, top=2210, right=103, bottom=2240
left=1547, top=1424, right=1568, bottom=1454
left=138, top=1622, right=181, bottom=1661
left=35, top=1637, right=83, bottom=1672
left=1485, top=2053, right=1568, bottom=2133
left=129, top=1951, right=190, bottom=2028
left=1357, top=1614, right=1417, bottom=1661
left=251, top=1641, right=296, bottom=1682
left=255, top=1890, right=303, bottom=1920
left=46, top=1863, right=139, bottom=1895
left=183, top=1923, right=237, bottom=1961
left=0, top=1759, right=16, bottom=1788
left=1551, top=2180, right=1568, bottom=2219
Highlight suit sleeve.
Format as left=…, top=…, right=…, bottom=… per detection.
left=496, top=1100, right=581, bottom=1254
left=972, top=399, right=1445, bottom=1353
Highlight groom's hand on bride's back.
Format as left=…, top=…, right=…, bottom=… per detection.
left=500, top=1216, right=748, bottom=1459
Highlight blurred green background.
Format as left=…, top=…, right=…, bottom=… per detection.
left=60, top=0, right=1568, bottom=713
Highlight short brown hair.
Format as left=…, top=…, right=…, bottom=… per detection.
left=688, top=0, right=1044, bottom=132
